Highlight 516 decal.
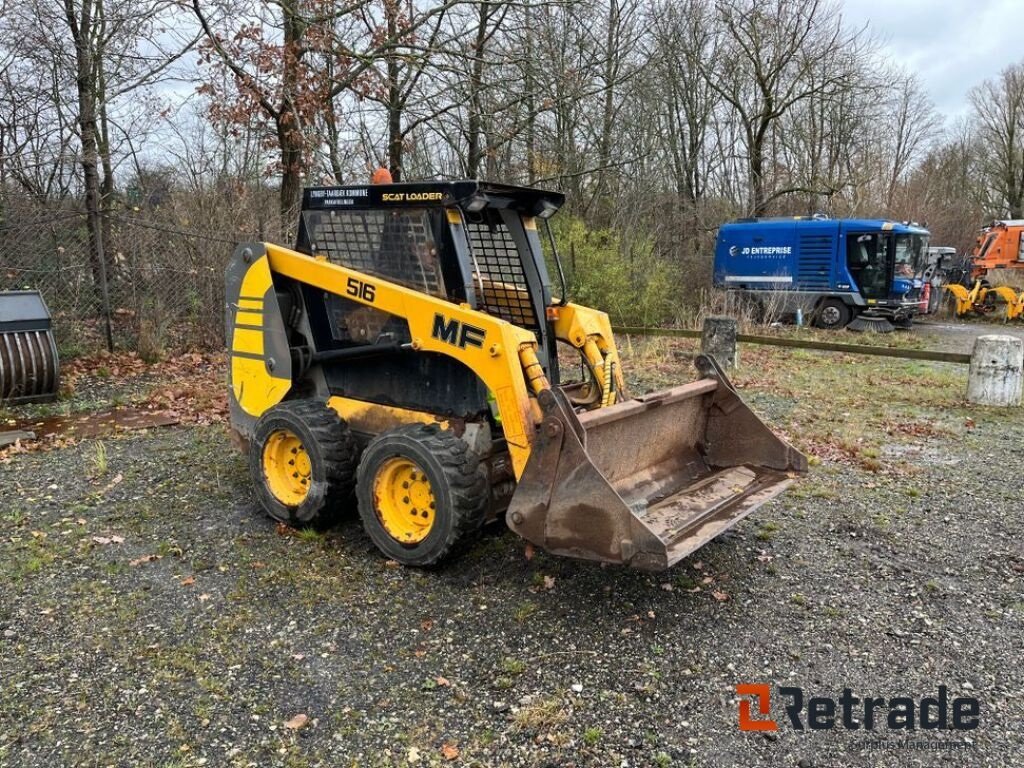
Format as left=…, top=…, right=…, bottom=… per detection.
left=346, top=277, right=376, bottom=302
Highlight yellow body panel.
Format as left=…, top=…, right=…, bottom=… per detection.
left=230, top=254, right=292, bottom=416
left=327, top=396, right=450, bottom=434
left=265, top=243, right=541, bottom=477
left=232, top=328, right=265, bottom=356
left=235, top=311, right=264, bottom=327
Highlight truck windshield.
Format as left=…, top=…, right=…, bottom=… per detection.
left=894, top=234, right=928, bottom=277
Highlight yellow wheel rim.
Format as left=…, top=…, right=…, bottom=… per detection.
left=372, top=457, right=436, bottom=545
left=262, top=429, right=312, bottom=507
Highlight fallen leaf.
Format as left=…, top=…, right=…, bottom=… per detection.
left=441, top=743, right=460, bottom=760
left=129, top=554, right=161, bottom=566
left=102, top=473, right=123, bottom=493
left=420, top=618, right=434, bottom=632
left=92, top=536, right=111, bottom=545
left=407, top=746, right=422, bottom=764
left=543, top=575, right=556, bottom=590
left=198, top=593, right=211, bottom=602
left=180, top=575, right=195, bottom=587
left=712, top=590, right=730, bottom=602
left=435, top=676, right=451, bottom=687
left=110, top=535, right=124, bottom=544
left=524, top=543, right=535, bottom=561
left=283, top=713, right=308, bottom=730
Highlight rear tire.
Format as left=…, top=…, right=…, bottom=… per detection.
left=250, top=400, right=358, bottom=527
left=814, top=298, right=852, bottom=330
left=356, top=424, right=488, bottom=566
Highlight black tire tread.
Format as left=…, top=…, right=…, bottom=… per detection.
left=356, top=423, right=488, bottom=566
left=251, top=399, right=358, bottom=526
left=277, top=399, right=358, bottom=491
left=814, top=297, right=851, bottom=330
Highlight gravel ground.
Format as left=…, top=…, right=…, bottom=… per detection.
left=913, top=319, right=1024, bottom=354
left=1, top=346, right=1022, bottom=767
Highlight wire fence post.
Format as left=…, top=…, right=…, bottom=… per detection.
left=93, top=210, right=114, bottom=352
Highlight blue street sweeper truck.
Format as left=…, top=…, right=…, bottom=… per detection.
left=712, top=217, right=930, bottom=331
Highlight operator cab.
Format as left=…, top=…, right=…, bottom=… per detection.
left=290, top=180, right=567, bottom=422
left=844, top=226, right=928, bottom=306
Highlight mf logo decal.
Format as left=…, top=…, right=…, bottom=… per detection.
left=431, top=313, right=486, bottom=349
left=737, top=684, right=778, bottom=732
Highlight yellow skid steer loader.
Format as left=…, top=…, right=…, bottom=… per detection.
left=226, top=180, right=805, bottom=570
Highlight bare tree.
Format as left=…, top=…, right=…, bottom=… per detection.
left=969, top=61, right=1024, bottom=218
left=882, top=70, right=941, bottom=210
left=701, top=0, right=868, bottom=216
left=649, top=0, right=719, bottom=208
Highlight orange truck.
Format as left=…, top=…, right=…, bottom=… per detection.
left=971, top=219, right=1024, bottom=279
left=945, top=220, right=1024, bottom=318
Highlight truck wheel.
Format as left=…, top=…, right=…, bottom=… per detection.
left=356, top=424, right=488, bottom=566
left=814, top=298, right=852, bottom=330
left=250, top=400, right=358, bottom=527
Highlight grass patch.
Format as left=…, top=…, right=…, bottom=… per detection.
left=513, top=696, right=566, bottom=731
left=501, top=657, right=526, bottom=676
left=513, top=601, right=539, bottom=622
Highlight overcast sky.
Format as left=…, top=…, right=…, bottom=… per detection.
left=840, top=0, right=1024, bottom=121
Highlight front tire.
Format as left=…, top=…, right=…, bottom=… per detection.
left=814, top=298, right=852, bottom=330
left=356, top=424, right=488, bottom=566
left=250, top=400, right=358, bottom=527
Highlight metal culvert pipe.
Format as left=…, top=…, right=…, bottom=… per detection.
left=0, top=291, right=60, bottom=405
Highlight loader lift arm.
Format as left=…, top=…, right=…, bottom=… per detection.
left=258, top=241, right=546, bottom=477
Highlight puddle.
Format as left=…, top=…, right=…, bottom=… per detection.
left=881, top=442, right=961, bottom=467
left=3, top=408, right=180, bottom=442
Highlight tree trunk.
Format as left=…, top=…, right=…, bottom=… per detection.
left=385, top=1, right=403, bottom=181
left=596, top=0, right=619, bottom=206
left=278, top=0, right=305, bottom=233
left=524, top=5, right=537, bottom=184
left=749, top=136, right=766, bottom=216
left=277, top=116, right=303, bottom=234
left=65, top=0, right=113, bottom=351
left=465, top=2, right=490, bottom=177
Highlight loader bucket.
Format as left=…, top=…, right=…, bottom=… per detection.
left=507, top=355, right=806, bottom=570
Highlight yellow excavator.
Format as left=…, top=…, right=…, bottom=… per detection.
left=225, top=178, right=805, bottom=569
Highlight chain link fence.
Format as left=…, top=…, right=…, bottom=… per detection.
left=0, top=198, right=273, bottom=359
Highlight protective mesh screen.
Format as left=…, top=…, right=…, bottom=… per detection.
left=302, top=209, right=445, bottom=297
left=466, top=218, right=538, bottom=329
